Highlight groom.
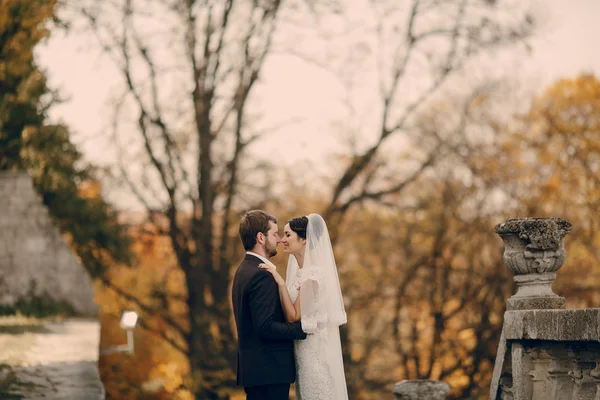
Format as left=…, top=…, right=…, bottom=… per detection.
left=232, top=210, right=307, bottom=400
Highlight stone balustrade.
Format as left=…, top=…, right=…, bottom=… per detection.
left=490, top=217, right=600, bottom=400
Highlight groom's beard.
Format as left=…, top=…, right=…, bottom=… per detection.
left=265, top=242, right=277, bottom=258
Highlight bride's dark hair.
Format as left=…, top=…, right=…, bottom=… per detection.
left=288, top=216, right=309, bottom=239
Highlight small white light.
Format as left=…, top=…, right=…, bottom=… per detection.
left=120, top=311, right=138, bottom=330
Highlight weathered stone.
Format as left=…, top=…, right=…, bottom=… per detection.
left=503, top=309, right=600, bottom=341
left=495, top=218, right=570, bottom=276
left=489, top=330, right=507, bottom=399
left=494, top=218, right=572, bottom=251
left=0, top=171, right=97, bottom=316
left=495, top=217, right=571, bottom=311
left=490, top=217, right=600, bottom=400
left=392, top=380, right=449, bottom=399
left=507, top=296, right=566, bottom=311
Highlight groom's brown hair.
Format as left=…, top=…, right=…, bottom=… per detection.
left=239, top=210, right=277, bottom=251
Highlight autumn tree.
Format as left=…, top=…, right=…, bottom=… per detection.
left=288, top=2, right=537, bottom=393
left=333, top=75, right=600, bottom=398
left=504, top=74, right=600, bottom=306
left=295, top=0, right=537, bottom=231
left=325, top=85, right=515, bottom=399
left=335, top=184, right=511, bottom=399
left=69, top=0, right=308, bottom=397
left=0, top=0, right=130, bottom=280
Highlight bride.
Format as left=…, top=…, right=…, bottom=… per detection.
left=259, top=213, right=348, bottom=400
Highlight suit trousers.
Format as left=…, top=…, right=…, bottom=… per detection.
left=244, top=383, right=290, bottom=400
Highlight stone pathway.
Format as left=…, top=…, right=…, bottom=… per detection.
left=0, top=317, right=105, bottom=399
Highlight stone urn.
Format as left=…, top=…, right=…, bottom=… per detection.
left=494, top=217, right=572, bottom=310
left=392, top=380, right=450, bottom=400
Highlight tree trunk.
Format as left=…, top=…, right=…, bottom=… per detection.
left=187, top=295, right=235, bottom=398
left=184, top=247, right=236, bottom=399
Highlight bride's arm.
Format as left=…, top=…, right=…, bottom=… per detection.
left=259, top=263, right=301, bottom=323
left=277, top=282, right=301, bottom=323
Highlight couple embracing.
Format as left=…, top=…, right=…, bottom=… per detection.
left=231, top=210, right=348, bottom=400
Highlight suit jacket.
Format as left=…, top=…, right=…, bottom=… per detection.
left=232, top=253, right=307, bottom=387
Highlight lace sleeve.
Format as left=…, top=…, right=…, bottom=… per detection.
left=299, top=267, right=327, bottom=334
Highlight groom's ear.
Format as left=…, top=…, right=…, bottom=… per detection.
left=256, top=232, right=265, bottom=245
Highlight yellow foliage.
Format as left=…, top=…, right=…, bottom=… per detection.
left=0, top=0, right=56, bottom=81
left=79, top=180, right=103, bottom=200
left=97, top=224, right=191, bottom=400
left=511, top=74, right=600, bottom=306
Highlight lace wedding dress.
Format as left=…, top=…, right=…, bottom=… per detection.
left=288, top=268, right=334, bottom=399
left=286, top=214, right=348, bottom=400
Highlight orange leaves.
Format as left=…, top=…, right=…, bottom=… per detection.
left=97, top=223, right=191, bottom=399
left=535, top=74, right=600, bottom=136
left=78, top=180, right=102, bottom=200
left=156, top=363, right=187, bottom=394
left=544, top=173, right=561, bottom=192
left=507, top=74, right=600, bottom=307
left=0, top=0, right=56, bottom=79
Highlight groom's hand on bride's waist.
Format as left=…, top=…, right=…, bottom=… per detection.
left=290, top=321, right=308, bottom=339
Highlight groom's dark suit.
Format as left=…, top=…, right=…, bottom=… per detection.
left=232, top=253, right=307, bottom=400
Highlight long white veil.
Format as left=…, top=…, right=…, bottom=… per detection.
left=285, top=213, right=348, bottom=399
left=285, top=214, right=347, bottom=327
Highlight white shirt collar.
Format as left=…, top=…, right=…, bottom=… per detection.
left=246, top=251, right=276, bottom=268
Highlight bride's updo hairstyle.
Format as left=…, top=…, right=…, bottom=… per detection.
left=288, top=216, right=308, bottom=239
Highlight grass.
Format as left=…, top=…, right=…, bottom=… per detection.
left=0, top=315, right=51, bottom=334
left=0, top=363, right=24, bottom=399
left=0, top=295, right=76, bottom=318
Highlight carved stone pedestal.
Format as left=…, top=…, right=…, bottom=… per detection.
left=393, top=380, right=449, bottom=400
left=495, top=218, right=571, bottom=311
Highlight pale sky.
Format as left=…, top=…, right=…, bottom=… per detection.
left=36, top=0, right=600, bottom=208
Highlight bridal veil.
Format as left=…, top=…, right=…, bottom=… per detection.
left=285, top=213, right=348, bottom=400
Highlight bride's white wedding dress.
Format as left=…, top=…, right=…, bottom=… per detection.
left=286, top=214, right=349, bottom=400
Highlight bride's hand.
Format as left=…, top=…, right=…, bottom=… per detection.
left=258, top=263, right=285, bottom=286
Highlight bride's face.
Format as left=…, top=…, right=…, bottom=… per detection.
left=281, top=223, right=306, bottom=256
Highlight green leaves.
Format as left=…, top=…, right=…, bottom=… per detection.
left=0, top=0, right=132, bottom=278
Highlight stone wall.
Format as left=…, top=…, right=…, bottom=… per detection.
left=0, top=171, right=97, bottom=316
